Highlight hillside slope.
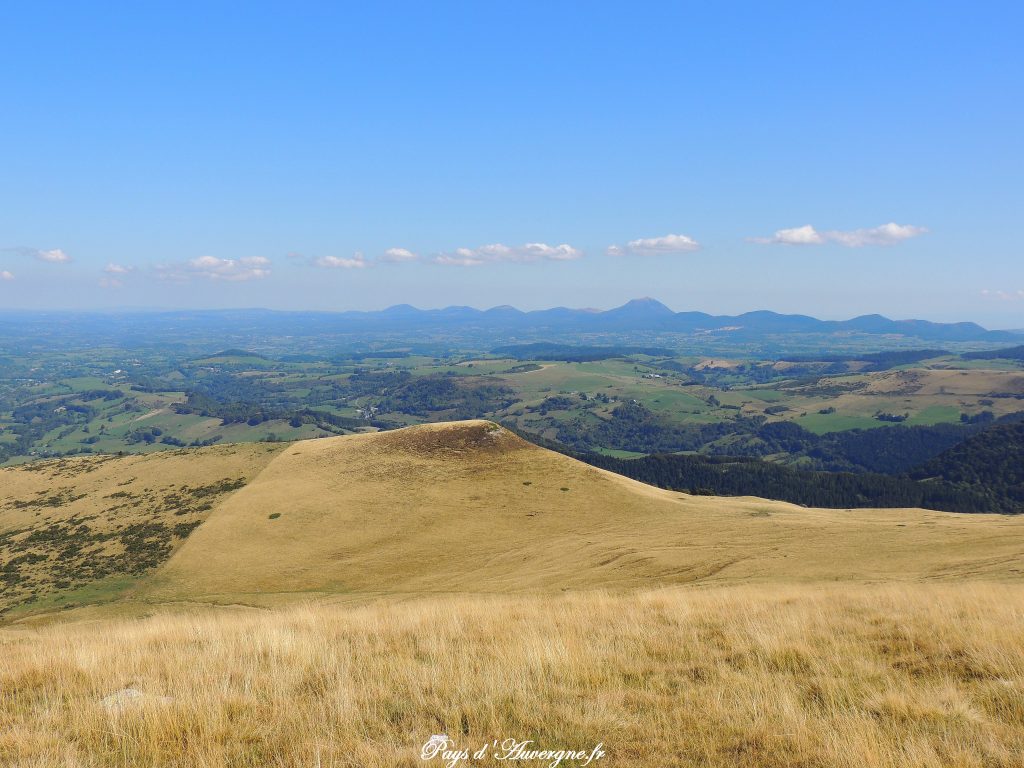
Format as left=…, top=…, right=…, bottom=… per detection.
left=143, top=421, right=1024, bottom=606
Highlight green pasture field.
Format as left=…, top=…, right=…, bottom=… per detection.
left=796, top=412, right=886, bottom=434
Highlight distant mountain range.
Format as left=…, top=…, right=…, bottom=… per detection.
left=292, top=298, right=1021, bottom=342
left=1, top=298, right=1019, bottom=348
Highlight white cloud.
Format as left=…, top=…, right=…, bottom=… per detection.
left=607, top=233, right=701, bottom=256
left=98, top=277, right=123, bottom=289
left=104, top=262, right=134, bottom=274
left=315, top=253, right=369, bottom=269
left=750, top=224, right=825, bottom=246
left=36, top=248, right=71, bottom=263
left=752, top=222, right=927, bottom=247
left=434, top=242, right=583, bottom=266
left=981, top=289, right=1024, bottom=301
left=0, top=270, right=13, bottom=281
left=380, top=247, right=418, bottom=263
left=2, top=246, right=72, bottom=263
left=157, top=255, right=271, bottom=282
left=191, top=255, right=271, bottom=280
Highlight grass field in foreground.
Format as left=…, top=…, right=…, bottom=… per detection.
left=1, top=584, right=1022, bottom=767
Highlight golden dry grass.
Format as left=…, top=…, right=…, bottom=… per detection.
left=1, top=584, right=1022, bottom=767
left=862, top=369, right=1024, bottom=397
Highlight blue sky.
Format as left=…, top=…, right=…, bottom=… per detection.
left=1, top=2, right=1021, bottom=326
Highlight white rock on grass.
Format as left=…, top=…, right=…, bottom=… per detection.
left=101, top=687, right=173, bottom=711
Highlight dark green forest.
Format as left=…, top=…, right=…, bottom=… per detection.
left=574, top=418, right=1024, bottom=514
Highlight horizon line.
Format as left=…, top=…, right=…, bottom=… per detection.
left=0, top=300, right=1020, bottom=333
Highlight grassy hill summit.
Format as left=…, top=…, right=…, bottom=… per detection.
left=141, top=419, right=1024, bottom=606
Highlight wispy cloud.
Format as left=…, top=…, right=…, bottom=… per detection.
left=827, top=222, right=927, bottom=247
left=0, top=270, right=13, bottom=281
left=607, top=233, right=700, bottom=256
left=315, top=253, right=369, bottom=269
left=100, top=263, right=134, bottom=287
left=981, top=289, right=1024, bottom=301
left=434, top=242, right=582, bottom=266
left=380, top=247, right=418, bottom=263
left=156, top=255, right=272, bottom=282
left=751, top=222, right=927, bottom=247
left=2, top=246, right=72, bottom=263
